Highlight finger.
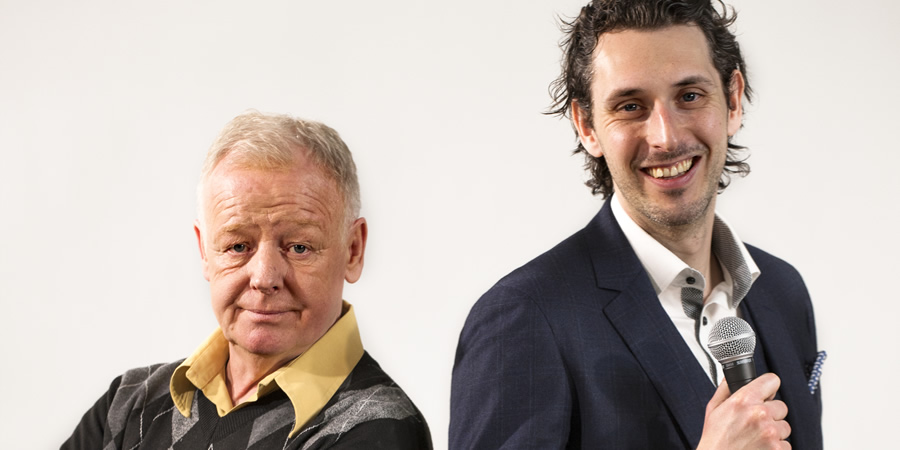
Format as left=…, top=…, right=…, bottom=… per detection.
left=707, top=377, right=732, bottom=412
left=765, top=399, right=789, bottom=421
left=776, top=419, right=792, bottom=442
left=750, top=373, right=782, bottom=401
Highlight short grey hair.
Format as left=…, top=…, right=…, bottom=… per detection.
left=198, top=110, right=361, bottom=224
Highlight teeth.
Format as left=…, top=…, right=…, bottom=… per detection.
left=648, top=159, right=693, bottom=179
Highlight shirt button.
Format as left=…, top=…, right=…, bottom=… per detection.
left=702, top=316, right=708, bottom=325
left=686, top=276, right=696, bottom=284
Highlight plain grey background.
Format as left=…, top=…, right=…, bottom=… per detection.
left=1, top=1, right=898, bottom=448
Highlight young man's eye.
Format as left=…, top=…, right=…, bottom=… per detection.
left=682, top=92, right=700, bottom=102
left=290, top=244, right=307, bottom=254
left=622, top=103, right=639, bottom=112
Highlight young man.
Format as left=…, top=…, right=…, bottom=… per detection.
left=451, top=1, right=822, bottom=448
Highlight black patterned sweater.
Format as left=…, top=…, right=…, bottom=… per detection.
left=61, top=352, right=432, bottom=449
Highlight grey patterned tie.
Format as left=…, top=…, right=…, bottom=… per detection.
left=682, top=285, right=718, bottom=382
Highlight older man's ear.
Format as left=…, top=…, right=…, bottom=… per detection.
left=194, top=220, right=210, bottom=282
left=344, top=217, right=367, bottom=284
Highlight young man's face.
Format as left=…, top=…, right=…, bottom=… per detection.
left=574, top=25, right=744, bottom=232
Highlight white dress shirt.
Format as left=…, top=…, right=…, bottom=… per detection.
left=610, top=194, right=761, bottom=384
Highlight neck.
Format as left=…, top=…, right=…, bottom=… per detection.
left=225, top=346, right=298, bottom=406
left=626, top=200, right=723, bottom=299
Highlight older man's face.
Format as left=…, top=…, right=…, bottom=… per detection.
left=195, top=152, right=366, bottom=363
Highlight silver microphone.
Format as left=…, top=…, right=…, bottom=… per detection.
left=707, top=317, right=757, bottom=393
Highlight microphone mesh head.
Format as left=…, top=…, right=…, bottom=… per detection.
left=707, top=317, right=756, bottom=363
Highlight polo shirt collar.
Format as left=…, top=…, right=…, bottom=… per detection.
left=169, top=301, right=364, bottom=437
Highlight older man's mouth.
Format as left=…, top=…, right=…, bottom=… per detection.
left=242, top=308, right=293, bottom=320
left=645, top=158, right=694, bottom=179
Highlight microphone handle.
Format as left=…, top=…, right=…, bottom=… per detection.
left=723, top=357, right=757, bottom=393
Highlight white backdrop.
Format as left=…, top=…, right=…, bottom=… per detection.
left=1, top=1, right=898, bottom=448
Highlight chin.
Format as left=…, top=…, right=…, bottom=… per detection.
left=234, top=329, right=306, bottom=358
left=645, top=196, right=713, bottom=228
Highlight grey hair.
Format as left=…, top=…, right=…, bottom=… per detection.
left=197, top=110, right=361, bottom=225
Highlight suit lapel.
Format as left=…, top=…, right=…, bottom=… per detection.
left=604, top=281, right=715, bottom=447
left=587, top=201, right=714, bottom=448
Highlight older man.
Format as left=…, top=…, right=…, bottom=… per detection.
left=451, top=1, right=822, bottom=449
left=63, top=112, right=432, bottom=449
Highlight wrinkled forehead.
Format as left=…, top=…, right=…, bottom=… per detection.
left=208, top=147, right=338, bottom=192
left=207, top=140, right=304, bottom=177
left=200, top=154, right=345, bottom=227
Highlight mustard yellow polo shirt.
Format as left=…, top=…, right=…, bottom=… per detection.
left=168, top=301, right=364, bottom=437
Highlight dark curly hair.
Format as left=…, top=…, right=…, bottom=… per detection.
left=548, top=0, right=752, bottom=198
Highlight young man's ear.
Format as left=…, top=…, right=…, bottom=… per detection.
left=572, top=99, right=604, bottom=158
left=727, top=69, right=746, bottom=137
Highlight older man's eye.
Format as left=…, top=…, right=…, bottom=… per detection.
left=231, top=244, right=248, bottom=253
left=290, top=244, right=308, bottom=254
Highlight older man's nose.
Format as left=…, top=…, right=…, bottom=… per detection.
left=249, top=245, right=286, bottom=294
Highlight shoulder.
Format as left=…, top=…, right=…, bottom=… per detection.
left=480, top=225, right=596, bottom=307
left=294, top=352, right=432, bottom=449
left=468, top=209, right=633, bottom=323
left=745, top=244, right=810, bottom=302
left=474, top=202, right=637, bottom=312
left=510, top=224, right=596, bottom=281
left=109, top=360, right=183, bottom=402
left=453, top=224, right=607, bottom=380
left=458, top=208, right=636, bottom=354
left=99, top=360, right=184, bottom=428
left=746, top=244, right=803, bottom=280
left=331, top=352, right=428, bottom=428
left=115, top=360, right=182, bottom=388
left=61, top=360, right=184, bottom=450
left=744, top=244, right=817, bottom=330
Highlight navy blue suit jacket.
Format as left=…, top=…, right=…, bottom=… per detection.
left=450, top=201, right=823, bottom=449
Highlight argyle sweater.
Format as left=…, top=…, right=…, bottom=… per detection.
left=62, top=352, right=432, bottom=450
